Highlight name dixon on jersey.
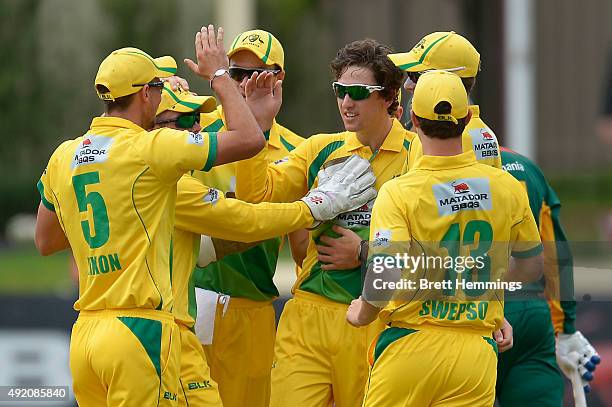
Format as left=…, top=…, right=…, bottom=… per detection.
left=439, top=193, right=489, bottom=212
left=88, top=253, right=122, bottom=275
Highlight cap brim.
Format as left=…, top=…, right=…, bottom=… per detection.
left=153, top=55, right=178, bottom=78
left=388, top=52, right=430, bottom=72
left=158, top=88, right=217, bottom=115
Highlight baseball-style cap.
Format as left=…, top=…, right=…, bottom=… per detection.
left=227, top=29, right=284, bottom=69
left=412, top=71, right=468, bottom=124
left=95, top=47, right=177, bottom=101
left=156, top=83, right=217, bottom=115
left=389, top=31, right=480, bottom=78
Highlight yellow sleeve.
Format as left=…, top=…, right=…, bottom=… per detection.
left=235, top=138, right=310, bottom=204
left=509, top=183, right=543, bottom=257
left=37, top=140, right=73, bottom=211
left=174, top=175, right=313, bottom=242
left=138, top=128, right=217, bottom=184
left=369, top=182, right=411, bottom=246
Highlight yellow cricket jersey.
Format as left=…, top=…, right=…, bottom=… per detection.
left=368, top=150, right=542, bottom=332
left=407, top=105, right=501, bottom=171
left=192, top=106, right=305, bottom=301
left=37, top=116, right=217, bottom=312
left=170, top=174, right=314, bottom=327
left=236, top=118, right=417, bottom=304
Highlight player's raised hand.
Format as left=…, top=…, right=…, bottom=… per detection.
left=184, top=25, right=229, bottom=81
left=244, top=71, right=283, bottom=131
left=161, top=75, right=190, bottom=91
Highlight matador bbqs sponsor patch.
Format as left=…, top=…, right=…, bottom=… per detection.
left=71, top=135, right=114, bottom=169
left=468, top=127, right=499, bottom=161
left=432, top=178, right=492, bottom=216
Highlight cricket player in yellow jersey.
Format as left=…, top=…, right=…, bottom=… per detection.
left=346, top=71, right=543, bottom=407
left=154, top=83, right=376, bottom=406
left=235, top=39, right=415, bottom=407
left=389, top=31, right=502, bottom=171
left=34, top=26, right=271, bottom=406
left=191, top=29, right=306, bottom=407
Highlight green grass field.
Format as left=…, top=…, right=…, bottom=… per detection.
left=0, top=244, right=74, bottom=295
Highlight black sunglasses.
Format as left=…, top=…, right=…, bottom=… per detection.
left=132, top=80, right=165, bottom=88
left=155, top=111, right=200, bottom=129
left=228, top=66, right=281, bottom=82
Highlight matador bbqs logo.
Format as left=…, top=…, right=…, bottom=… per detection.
left=72, top=135, right=114, bottom=169
left=468, top=127, right=499, bottom=161
left=433, top=178, right=492, bottom=215
left=335, top=199, right=375, bottom=228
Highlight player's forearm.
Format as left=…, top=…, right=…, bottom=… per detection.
left=508, top=253, right=544, bottom=284
left=212, top=75, right=265, bottom=166
left=35, top=202, right=70, bottom=256
left=181, top=198, right=313, bottom=242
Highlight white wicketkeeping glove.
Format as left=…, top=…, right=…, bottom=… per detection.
left=301, top=155, right=377, bottom=226
left=556, top=331, right=601, bottom=395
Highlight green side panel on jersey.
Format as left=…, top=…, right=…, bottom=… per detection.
left=299, top=223, right=370, bottom=304
left=372, top=327, right=418, bottom=366
left=193, top=237, right=281, bottom=300
left=307, top=140, right=345, bottom=188
left=37, top=180, right=55, bottom=211
left=482, top=336, right=499, bottom=355
left=117, top=317, right=162, bottom=378
left=187, top=236, right=200, bottom=325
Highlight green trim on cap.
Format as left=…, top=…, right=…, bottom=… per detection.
left=202, top=132, right=218, bottom=172
left=261, top=32, right=273, bottom=63
left=397, top=34, right=449, bottom=71
left=124, top=50, right=177, bottom=74
left=162, top=87, right=201, bottom=110
left=230, top=34, right=241, bottom=52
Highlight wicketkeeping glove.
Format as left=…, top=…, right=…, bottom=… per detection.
left=557, top=331, right=601, bottom=394
left=302, top=155, right=377, bottom=226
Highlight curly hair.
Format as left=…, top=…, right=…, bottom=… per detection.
left=330, top=39, right=403, bottom=116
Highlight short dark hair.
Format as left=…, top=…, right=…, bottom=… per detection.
left=330, top=39, right=403, bottom=116
left=96, top=85, right=136, bottom=113
left=414, top=101, right=468, bottom=139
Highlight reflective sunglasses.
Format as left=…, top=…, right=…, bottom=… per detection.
left=332, top=82, right=384, bottom=101
left=132, top=80, right=165, bottom=88
left=228, top=66, right=281, bottom=82
left=155, top=111, right=200, bottom=129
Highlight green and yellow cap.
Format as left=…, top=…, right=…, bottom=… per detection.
left=156, top=83, right=217, bottom=115
left=227, top=29, right=284, bottom=69
left=412, top=71, right=468, bottom=124
left=389, top=31, right=480, bottom=78
left=95, top=47, right=177, bottom=101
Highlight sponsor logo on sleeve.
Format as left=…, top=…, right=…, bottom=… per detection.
left=71, top=135, right=114, bottom=169
left=187, top=132, right=204, bottom=146
left=432, top=178, right=492, bottom=216
left=469, top=127, right=499, bottom=160
left=372, top=229, right=391, bottom=248
left=202, top=188, right=220, bottom=204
